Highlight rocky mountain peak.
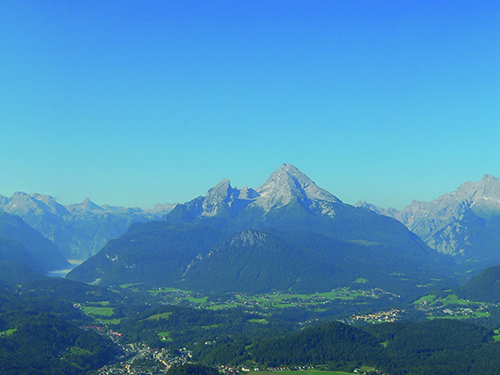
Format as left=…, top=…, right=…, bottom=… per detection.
left=6, top=192, right=70, bottom=217
left=206, top=179, right=234, bottom=199
left=415, top=174, right=500, bottom=216
left=169, top=164, right=344, bottom=221
left=253, top=163, right=341, bottom=213
left=79, top=198, right=103, bottom=211
left=201, top=179, right=240, bottom=217
left=238, top=185, right=259, bottom=200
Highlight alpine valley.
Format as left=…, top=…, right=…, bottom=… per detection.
left=6, top=165, right=500, bottom=374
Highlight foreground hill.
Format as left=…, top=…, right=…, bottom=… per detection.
left=68, top=165, right=454, bottom=294
left=195, top=319, right=500, bottom=374
left=0, top=192, right=175, bottom=260
left=250, top=321, right=384, bottom=367
left=358, top=174, right=500, bottom=272
left=0, top=274, right=119, bottom=375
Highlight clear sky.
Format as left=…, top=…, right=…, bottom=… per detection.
left=1, top=1, right=499, bottom=210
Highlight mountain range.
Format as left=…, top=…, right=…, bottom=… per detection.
left=0, top=192, right=175, bottom=261
left=357, top=174, right=500, bottom=272
left=5, top=165, right=500, bottom=292
left=67, top=164, right=453, bottom=294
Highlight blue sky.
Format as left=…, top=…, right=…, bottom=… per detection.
left=1, top=1, right=499, bottom=209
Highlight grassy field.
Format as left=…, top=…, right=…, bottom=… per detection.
left=96, top=318, right=121, bottom=324
left=441, top=294, right=474, bottom=305
left=157, top=331, right=173, bottom=342
left=413, top=294, right=436, bottom=304
left=494, top=329, right=500, bottom=341
left=318, top=290, right=365, bottom=300
left=414, top=293, right=480, bottom=306
left=175, top=288, right=374, bottom=311
left=249, top=318, right=269, bottom=324
left=187, top=296, right=208, bottom=304
left=0, top=328, right=17, bottom=337
left=67, top=347, right=92, bottom=356
left=427, top=310, right=490, bottom=320
left=146, top=312, right=172, bottom=320
left=119, top=283, right=144, bottom=289
left=354, top=278, right=368, bottom=283
left=82, top=306, right=115, bottom=316
left=148, top=287, right=188, bottom=296
left=146, top=287, right=385, bottom=311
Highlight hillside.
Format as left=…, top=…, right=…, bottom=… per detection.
left=0, top=260, right=47, bottom=284
left=0, top=212, right=69, bottom=272
left=196, top=319, right=500, bottom=374
left=458, top=265, right=500, bottom=303
left=66, top=223, right=231, bottom=286
left=0, top=308, right=117, bottom=374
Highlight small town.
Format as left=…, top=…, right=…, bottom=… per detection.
left=349, top=308, right=404, bottom=324
left=413, top=295, right=496, bottom=319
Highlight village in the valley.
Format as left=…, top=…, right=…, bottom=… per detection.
left=79, top=285, right=500, bottom=375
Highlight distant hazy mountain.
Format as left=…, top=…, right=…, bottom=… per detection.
left=0, top=192, right=176, bottom=260
left=357, top=174, right=500, bottom=271
left=68, top=164, right=453, bottom=294
left=0, top=212, right=69, bottom=273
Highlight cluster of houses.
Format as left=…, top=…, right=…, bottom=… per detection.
left=348, top=308, right=404, bottom=324
left=93, top=345, right=192, bottom=375
left=413, top=296, right=494, bottom=319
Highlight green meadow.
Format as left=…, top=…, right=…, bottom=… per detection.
left=82, top=306, right=115, bottom=316
left=146, top=312, right=173, bottom=320
left=0, top=329, right=17, bottom=337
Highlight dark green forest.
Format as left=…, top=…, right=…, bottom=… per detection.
left=0, top=274, right=119, bottom=374
left=0, top=312, right=117, bottom=375
left=194, top=319, right=500, bottom=375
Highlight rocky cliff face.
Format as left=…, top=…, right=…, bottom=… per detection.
left=167, top=163, right=345, bottom=228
